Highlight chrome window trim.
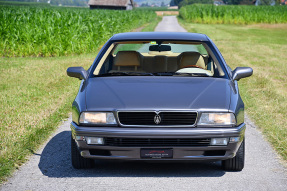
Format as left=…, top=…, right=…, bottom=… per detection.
left=116, top=110, right=198, bottom=128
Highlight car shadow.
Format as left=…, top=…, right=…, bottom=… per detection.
left=38, top=131, right=225, bottom=178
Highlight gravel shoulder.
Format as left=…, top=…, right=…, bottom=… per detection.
left=1, top=16, right=287, bottom=191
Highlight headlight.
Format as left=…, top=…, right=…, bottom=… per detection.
left=79, top=112, right=117, bottom=125
left=197, top=113, right=236, bottom=126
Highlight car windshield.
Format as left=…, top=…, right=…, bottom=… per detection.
left=93, top=41, right=226, bottom=77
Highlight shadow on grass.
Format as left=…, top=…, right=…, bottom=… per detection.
left=38, top=131, right=225, bottom=178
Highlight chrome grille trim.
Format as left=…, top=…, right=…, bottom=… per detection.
left=116, top=110, right=198, bottom=127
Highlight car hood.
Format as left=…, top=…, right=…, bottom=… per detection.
left=85, top=77, right=231, bottom=111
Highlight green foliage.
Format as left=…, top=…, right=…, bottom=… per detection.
left=173, top=0, right=276, bottom=5
left=179, top=4, right=287, bottom=24
left=172, top=0, right=183, bottom=5
left=135, top=0, right=171, bottom=6
left=223, top=0, right=242, bottom=5
left=238, top=0, right=254, bottom=5
left=0, top=6, right=156, bottom=57
left=178, top=0, right=213, bottom=8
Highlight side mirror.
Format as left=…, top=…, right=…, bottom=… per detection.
left=67, top=67, right=88, bottom=80
left=232, top=67, right=253, bottom=81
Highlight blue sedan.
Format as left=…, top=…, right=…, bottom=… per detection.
left=67, top=32, right=253, bottom=171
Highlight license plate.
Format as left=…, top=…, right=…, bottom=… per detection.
left=140, top=149, right=173, bottom=159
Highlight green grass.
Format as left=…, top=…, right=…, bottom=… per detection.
left=179, top=4, right=287, bottom=24
left=179, top=19, right=287, bottom=162
left=0, top=14, right=160, bottom=183
left=141, top=16, right=162, bottom=31
left=0, top=54, right=94, bottom=183
left=0, top=6, right=156, bottom=57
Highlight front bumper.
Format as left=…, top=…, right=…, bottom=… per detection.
left=71, top=122, right=246, bottom=161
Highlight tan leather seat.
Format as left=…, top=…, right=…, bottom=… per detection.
left=179, top=52, right=206, bottom=69
left=114, top=51, right=141, bottom=71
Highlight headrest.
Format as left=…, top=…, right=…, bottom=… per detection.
left=179, top=52, right=206, bottom=69
left=114, top=51, right=140, bottom=67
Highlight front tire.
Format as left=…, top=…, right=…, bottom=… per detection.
left=71, top=136, right=94, bottom=169
left=222, top=139, right=245, bottom=171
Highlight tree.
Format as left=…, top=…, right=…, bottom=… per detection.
left=141, top=3, right=149, bottom=7
left=223, top=0, right=245, bottom=4
left=178, top=0, right=213, bottom=8
left=170, top=0, right=175, bottom=6
left=172, top=0, right=183, bottom=5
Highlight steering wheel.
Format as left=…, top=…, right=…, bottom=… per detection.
left=181, top=65, right=204, bottom=69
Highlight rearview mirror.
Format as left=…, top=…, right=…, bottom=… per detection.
left=232, top=67, right=253, bottom=81
left=149, top=45, right=171, bottom=52
left=67, top=67, right=88, bottom=80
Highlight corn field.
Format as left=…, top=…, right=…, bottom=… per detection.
left=0, top=6, right=156, bottom=57
left=179, top=4, right=287, bottom=24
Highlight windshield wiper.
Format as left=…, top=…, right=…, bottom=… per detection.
left=174, top=72, right=210, bottom=77
left=153, top=72, right=174, bottom=76
left=97, top=72, right=154, bottom=77
left=153, top=72, right=210, bottom=77
left=97, top=72, right=209, bottom=77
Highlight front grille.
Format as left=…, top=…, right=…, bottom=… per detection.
left=105, top=138, right=210, bottom=147
left=118, top=112, right=197, bottom=126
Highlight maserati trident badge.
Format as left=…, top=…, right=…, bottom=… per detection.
left=154, top=114, right=161, bottom=124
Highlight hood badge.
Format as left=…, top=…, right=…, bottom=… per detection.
left=154, top=114, right=161, bottom=124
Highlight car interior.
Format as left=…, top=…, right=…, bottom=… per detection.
left=95, top=41, right=224, bottom=77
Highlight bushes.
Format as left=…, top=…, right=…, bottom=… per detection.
left=0, top=6, right=156, bottom=57
left=179, top=4, right=287, bottom=24
left=178, top=0, right=213, bottom=8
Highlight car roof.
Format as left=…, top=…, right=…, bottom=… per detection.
left=110, top=32, right=209, bottom=42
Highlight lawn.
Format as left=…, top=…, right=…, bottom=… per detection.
left=0, top=53, right=94, bottom=182
left=179, top=19, right=287, bottom=162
